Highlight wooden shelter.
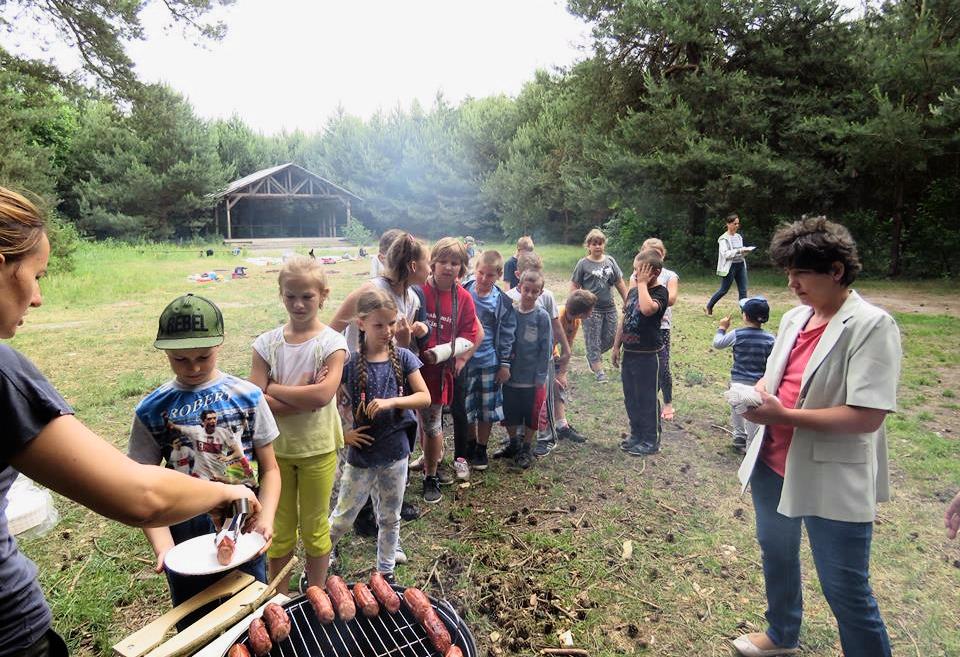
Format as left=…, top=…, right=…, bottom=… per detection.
left=212, top=163, right=362, bottom=241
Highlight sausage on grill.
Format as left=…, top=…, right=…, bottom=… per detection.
left=247, top=618, right=272, bottom=657
left=227, top=644, right=251, bottom=657
left=369, top=572, right=401, bottom=613
left=422, top=607, right=452, bottom=654
left=353, top=582, right=380, bottom=618
left=326, top=575, right=356, bottom=621
left=262, top=602, right=291, bottom=642
left=305, top=585, right=335, bottom=624
left=445, top=647, right=464, bottom=657
left=402, top=587, right=432, bottom=622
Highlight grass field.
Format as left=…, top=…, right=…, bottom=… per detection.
left=10, top=240, right=960, bottom=656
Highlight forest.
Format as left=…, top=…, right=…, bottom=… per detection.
left=1, top=0, right=959, bottom=276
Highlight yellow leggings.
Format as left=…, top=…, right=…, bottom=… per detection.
left=268, top=451, right=337, bottom=558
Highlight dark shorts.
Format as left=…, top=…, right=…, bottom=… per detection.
left=502, top=384, right=546, bottom=430
left=12, top=630, right=68, bottom=657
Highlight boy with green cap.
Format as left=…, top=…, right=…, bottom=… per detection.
left=127, top=293, right=281, bottom=628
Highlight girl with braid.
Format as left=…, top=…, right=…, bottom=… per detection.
left=328, top=289, right=430, bottom=579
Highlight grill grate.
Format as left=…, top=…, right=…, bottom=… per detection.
left=228, top=586, right=476, bottom=657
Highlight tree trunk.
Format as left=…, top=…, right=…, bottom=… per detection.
left=888, top=180, right=904, bottom=277
left=688, top=202, right=708, bottom=265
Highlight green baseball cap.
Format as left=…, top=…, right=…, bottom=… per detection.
left=154, top=293, right=225, bottom=350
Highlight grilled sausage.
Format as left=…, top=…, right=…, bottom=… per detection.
left=305, top=585, right=335, bottom=624
left=422, top=607, right=452, bottom=653
left=217, top=535, right=236, bottom=566
left=369, top=572, right=401, bottom=613
left=326, top=575, right=356, bottom=621
left=403, top=587, right=432, bottom=622
left=227, top=644, right=251, bottom=657
left=445, top=647, right=464, bottom=657
left=353, top=582, right=380, bottom=618
left=262, top=602, right=291, bottom=642
left=247, top=618, right=272, bottom=657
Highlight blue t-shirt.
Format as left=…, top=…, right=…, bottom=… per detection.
left=128, top=373, right=278, bottom=487
left=469, top=286, right=501, bottom=368
left=342, top=348, right=422, bottom=468
left=0, top=346, right=73, bottom=654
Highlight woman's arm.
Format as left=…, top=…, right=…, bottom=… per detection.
left=267, top=350, right=347, bottom=411
left=742, top=393, right=889, bottom=434
left=11, top=415, right=259, bottom=527
left=143, top=526, right=175, bottom=573
left=615, top=278, right=629, bottom=304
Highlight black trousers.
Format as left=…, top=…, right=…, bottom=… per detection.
left=621, top=350, right=661, bottom=446
left=451, top=366, right=471, bottom=459
left=13, top=629, right=68, bottom=657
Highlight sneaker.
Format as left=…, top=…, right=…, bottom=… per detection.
left=595, top=370, right=609, bottom=383
left=408, top=454, right=424, bottom=471
left=437, top=464, right=455, bottom=486
left=513, top=445, right=533, bottom=469
left=620, top=437, right=641, bottom=451
left=558, top=425, right=587, bottom=443
left=533, top=438, right=556, bottom=457
left=394, top=545, right=408, bottom=565
left=468, top=445, right=489, bottom=470
left=297, top=572, right=309, bottom=594
left=453, top=457, right=470, bottom=481
left=625, top=441, right=660, bottom=456
left=732, top=440, right=747, bottom=455
left=493, top=438, right=522, bottom=459
left=422, top=475, right=442, bottom=504
left=380, top=571, right=397, bottom=585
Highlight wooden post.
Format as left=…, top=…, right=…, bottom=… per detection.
left=225, top=199, right=232, bottom=240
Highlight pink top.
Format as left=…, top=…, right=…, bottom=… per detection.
left=760, top=321, right=828, bottom=477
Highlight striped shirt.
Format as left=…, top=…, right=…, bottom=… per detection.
left=713, top=327, right=776, bottom=384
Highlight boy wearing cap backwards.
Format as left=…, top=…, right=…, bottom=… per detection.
left=713, top=296, right=776, bottom=453
left=128, top=294, right=281, bottom=628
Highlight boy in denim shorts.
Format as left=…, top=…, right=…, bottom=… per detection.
left=461, top=251, right=517, bottom=477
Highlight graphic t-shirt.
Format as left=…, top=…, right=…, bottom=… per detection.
left=128, top=373, right=278, bottom=486
left=252, top=325, right=348, bottom=458
left=621, top=286, right=669, bottom=351
left=572, top=256, right=623, bottom=309
left=469, top=285, right=502, bottom=368
left=0, top=346, right=73, bottom=654
left=341, top=348, right=422, bottom=468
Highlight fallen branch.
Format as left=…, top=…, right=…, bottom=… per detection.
left=531, top=507, right=570, bottom=514
left=656, top=500, right=680, bottom=515
left=539, top=649, right=589, bottom=656
left=710, top=424, right=734, bottom=436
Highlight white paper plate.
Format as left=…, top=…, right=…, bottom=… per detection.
left=164, top=532, right=266, bottom=576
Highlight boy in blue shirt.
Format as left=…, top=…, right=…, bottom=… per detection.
left=128, top=294, right=281, bottom=628
left=713, top=296, right=776, bottom=453
left=461, top=251, right=517, bottom=476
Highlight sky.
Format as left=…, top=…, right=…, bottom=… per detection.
left=123, top=0, right=592, bottom=134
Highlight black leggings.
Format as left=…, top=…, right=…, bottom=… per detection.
left=451, top=366, right=470, bottom=459
left=658, top=329, right=672, bottom=404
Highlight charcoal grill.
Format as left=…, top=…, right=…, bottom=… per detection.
left=228, top=584, right=476, bottom=657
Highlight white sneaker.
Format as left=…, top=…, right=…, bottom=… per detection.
left=408, top=454, right=424, bottom=471
left=394, top=545, right=408, bottom=565
left=453, top=457, right=470, bottom=481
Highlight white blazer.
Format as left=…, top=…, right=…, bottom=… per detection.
left=715, top=233, right=744, bottom=276
left=737, top=291, right=901, bottom=523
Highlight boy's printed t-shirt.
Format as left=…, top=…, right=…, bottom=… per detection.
left=341, top=347, right=422, bottom=468
left=572, top=256, right=623, bottom=309
left=621, top=285, right=669, bottom=351
left=506, top=287, right=559, bottom=319
left=252, top=326, right=348, bottom=458
left=469, top=285, right=501, bottom=368
left=128, top=373, right=278, bottom=486
left=421, top=281, right=478, bottom=405
left=509, top=306, right=552, bottom=386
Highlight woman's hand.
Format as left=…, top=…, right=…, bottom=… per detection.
left=495, top=366, right=511, bottom=384
left=365, top=398, right=395, bottom=416
left=946, top=491, right=960, bottom=539
left=210, top=484, right=262, bottom=531
left=344, top=425, right=374, bottom=449
left=395, top=316, right=412, bottom=345
left=742, top=391, right=787, bottom=425
left=411, top=321, right=429, bottom=338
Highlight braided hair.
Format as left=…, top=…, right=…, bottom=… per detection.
left=353, top=288, right=404, bottom=424
left=383, top=231, right=427, bottom=289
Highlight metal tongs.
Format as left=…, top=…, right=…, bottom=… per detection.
left=215, top=497, right=249, bottom=547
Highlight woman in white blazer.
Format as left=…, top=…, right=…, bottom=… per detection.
left=706, top=213, right=751, bottom=315
left=731, top=217, right=900, bottom=657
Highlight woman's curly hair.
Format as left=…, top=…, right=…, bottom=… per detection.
left=769, top=215, right=861, bottom=286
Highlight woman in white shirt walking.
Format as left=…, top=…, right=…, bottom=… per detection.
left=706, top=213, right=751, bottom=315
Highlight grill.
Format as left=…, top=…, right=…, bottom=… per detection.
left=226, top=585, right=477, bottom=657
